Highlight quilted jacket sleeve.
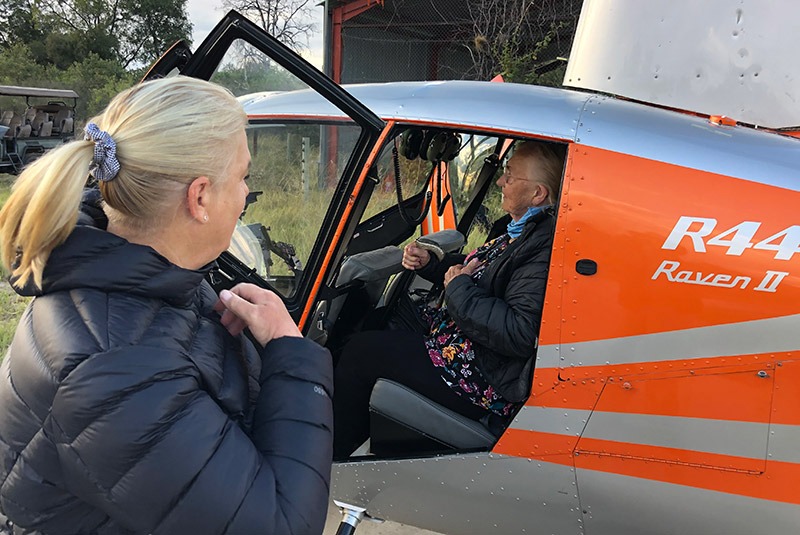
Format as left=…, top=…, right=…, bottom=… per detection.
left=415, top=215, right=509, bottom=285
left=414, top=252, right=465, bottom=285
left=443, top=231, right=551, bottom=360
left=46, top=337, right=333, bottom=535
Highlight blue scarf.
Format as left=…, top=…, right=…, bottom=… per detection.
left=507, top=205, right=548, bottom=238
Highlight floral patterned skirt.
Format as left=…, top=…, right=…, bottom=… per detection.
left=420, top=305, right=515, bottom=416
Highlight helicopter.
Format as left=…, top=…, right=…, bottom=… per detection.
left=143, top=1, right=800, bottom=533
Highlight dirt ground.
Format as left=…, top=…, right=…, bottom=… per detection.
left=323, top=503, right=442, bottom=535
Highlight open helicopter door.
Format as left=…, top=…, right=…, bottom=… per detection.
left=144, top=11, right=387, bottom=330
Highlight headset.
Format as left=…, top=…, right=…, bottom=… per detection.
left=399, top=128, right=462, bottom=162
left=399, top=128, right=425, bottom=160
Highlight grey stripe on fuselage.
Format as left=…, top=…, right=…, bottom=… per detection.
left=509, top=407, right=800, bottom=465
left=537, top=313, right=800, bottom=368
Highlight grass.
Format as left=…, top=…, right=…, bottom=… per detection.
left=0, top=173, right=29, bottom=359
left=241, top=185, right=399, bottom=278
left=0, top=286, right=28, bottom=357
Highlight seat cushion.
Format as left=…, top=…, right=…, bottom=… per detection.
left=369, top=379, right=496, bottom=450
left=337, top=246, right=404, bottom=286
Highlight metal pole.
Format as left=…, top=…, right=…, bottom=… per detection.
left=334, top=501, right=366, bottom=535
left=321, top=0, right=332, bottom=189
left=302, top=136, right=310, bottom=199
left=323, top=0, right=333, bottom=79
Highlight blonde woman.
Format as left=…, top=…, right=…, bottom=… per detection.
left=0, top=77, right=333, bottom=534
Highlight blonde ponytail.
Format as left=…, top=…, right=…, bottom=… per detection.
left=0, top=76, right=246, bottom=290
left=0, top=141, right=95, bottom=289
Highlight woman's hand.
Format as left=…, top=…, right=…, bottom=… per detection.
left=402, top=242, right=431, bottom=270
left=443, top=258, right=481, bottom=288
left=214, top=283, right=301, bottom=346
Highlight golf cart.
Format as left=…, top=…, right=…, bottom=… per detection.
left=0, top=85, right=79, bottom=173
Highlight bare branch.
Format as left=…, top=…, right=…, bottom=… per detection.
left=222, top=0, right=315, bottom=52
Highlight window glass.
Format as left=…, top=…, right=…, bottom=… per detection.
left=228, top=120, right=361, bottom=297
left=449, top=135, right=505, bottom=251
left=210, top=39, right=364, bottom=297
left=362, top=141, right=433, bottom=222
left=358, top=131, right=505, bottom=252
left=209, top=40, right=309, bottom=95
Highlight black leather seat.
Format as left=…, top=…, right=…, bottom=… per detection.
left=369, top=379, right=497, bottom=455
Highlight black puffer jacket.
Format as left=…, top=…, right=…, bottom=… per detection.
left=418, top=209, right=555, bottom=402
left=0, top=195, right=333, bottom=534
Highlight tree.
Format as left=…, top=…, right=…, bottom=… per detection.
left=463, top=0, right=580, bottom=85
left=0, top=0, right=51, bottom=57
left=0, top=43, right=51, bottom=86
left=213, top=53, right=305, bottom=96
left=0, top=0, right=182, bottom=126
left=222, top=0, right=317, bottom=52
left=61, top=53, right=137, bottom=117
left=0, top=42, right=136, bottom=118
left=1, top=0, right=191, bottom=69
left=209, top=0, right=316, bottom=96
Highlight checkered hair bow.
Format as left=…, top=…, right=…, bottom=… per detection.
left=84, top=122, right=120, bottom=182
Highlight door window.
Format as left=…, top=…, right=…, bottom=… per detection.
left=208, top=39, right=365, bottom=297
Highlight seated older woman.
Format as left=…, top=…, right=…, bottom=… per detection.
left=333, top=140, right=566, bottom=458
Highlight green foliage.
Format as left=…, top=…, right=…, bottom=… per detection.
left=498, top=22, right=568, bottom=86
left=0, top=287, right=29, bottom=360
left=61, top=54, right=138, bottom=118
left=85, top=76, right=140, bottom=118
left=0, top=43, right=137, bottom=119
left=0, top=43, right=51, bottom=85
left=213, top=59, right=306, bottom=97
left=42, top=29, right=118, bottom=70
left=114, top=0, right=193, bottom=68
left=242, top=188, right=329, bottom=277
left=246, top=128, right=320, bottom=190
left=0, top=173, right=15, bottom=276
left=0, top=173, right=13, bottom=207
left=1, top=0, right=191, bottom=69
left=0, top=0, right=189, bottom=88
left=0, top=0, right=48, bottom=50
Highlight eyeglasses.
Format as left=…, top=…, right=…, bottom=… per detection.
left=500, top=166, right=534, bottom=185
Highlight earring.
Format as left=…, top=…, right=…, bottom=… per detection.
left=203, top=215, right=208, bottom=222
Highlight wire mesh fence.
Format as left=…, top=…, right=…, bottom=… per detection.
left=338, top=0, right=582, bottom=84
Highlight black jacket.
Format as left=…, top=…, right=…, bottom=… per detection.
left=0, top=194, right=333, bottom=534
left=418, top=209, right=555, bottom=402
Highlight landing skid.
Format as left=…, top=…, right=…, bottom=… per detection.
left=334, top=500, right=383, bottom=535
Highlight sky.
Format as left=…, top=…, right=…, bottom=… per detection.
left=185, top=0, right=326, bottom=69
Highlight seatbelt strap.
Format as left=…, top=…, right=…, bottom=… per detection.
left=456, top=140, right=506, bottom=236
